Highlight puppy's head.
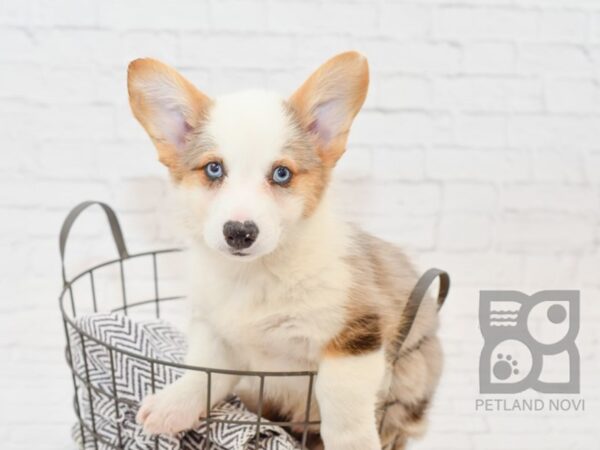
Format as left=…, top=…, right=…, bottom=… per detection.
left=128, top=52, right=368, bottom=261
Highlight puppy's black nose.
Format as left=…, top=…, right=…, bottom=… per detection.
left=223, top=221, right=259, bottom=250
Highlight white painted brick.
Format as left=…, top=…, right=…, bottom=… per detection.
left=40, top=105, right=116, bottom=140
left=523, top=255, right=580, bottom=288
left=456, top=114, right=506, bottom=148
left=268, top=1, right=378, bottom=36
left=376, top=75, right=432, bottom=110
left=412, top=432, right=472, bottom=450
left=0, top=209, right=31, bottom=244
left=354, top=111, right=455, bottom=148
left=97, top=0, right=209, bottom=30
left=360, top=214, right=437, bottom=251
left=35, top=140, right=98, bottom=179
left=438, top=213, right=493, bottom=251
left=40, top=66, right=121, bottom=106
left=29, top=180, right=112, bottom=209
left=358, top=40, right=461, bottom=73
left=501, top=184, right=597, bottom=215
left=352, top=111, right=433, bottom=145
left=506, top=78, right=545, bottom=112
left=265, top=69, right=300, bottom=92
left=434, top=77, right=543, bottom=112
left=433, top=7, right=539, bottom=40
left=267, top=1, right=321, bottom=33
left=578, top=251, right=600, bottom=287
left=443, top=183, right=498, bottom=213
left=0, top=1, right=32, bottom=26
left=334, top=146, right=373, bottom=181
left=117, top=211, right=160, bottom=243
left=181, top=34, right=296, bottom=69
left=0, top=29, right=39, bottom=63
left=539, top=10, right=589, bottom=42
left=115, top=106, right=152, bottom=141
left=31, top=0, right=100, bottom=27
left=370, top=148, right=425, bottom=181
left=0, top=63, right=44, bottom=100
left=0, top=177, right=42, bottom=208
left=498, top=212, right=595, bottom=253
left=546, top=78, right=600, bottom=113
left=464, top=42, right=516, bottom=74
left=295, top=35, right=353, bottom=67
left=508, top=115, right=600, bottom=149
left=336, top=181, right=441, bottom=216
left=211, top=0, right=267, bottom=32
left=209, top=68, right=266, bottom=96
left=591, top=12, right=600, bottom=43
left=36, top=29, right=120, bottom=66
left=518, top=44, right=591, bottom=75
left=472, top=432, right=598, bottom=450
left=96, top=140, right=166, bottom=178
left=435, top=77, right=502, bottom=112
left=426, top=148, right=504, bottom=181
left=585, top=150, right=600, bottom=184
left=118, top=31, right=180, bottom=68
left=320, top=2, right=378, bottom=35
left=532, top=149, right=586, bottom=183
left=428, top=413, right=487, bottom=433
left=380, top=3, right=431, bottom=39
left=420, top=251, right=528, bottom=287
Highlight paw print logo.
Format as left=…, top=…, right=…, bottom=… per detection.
left=479, top=290, right=579, bottom=394
left=493, top=354, right=518, bottom=380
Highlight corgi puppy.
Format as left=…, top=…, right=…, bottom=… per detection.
left=128, top=52, right=442, bottom=450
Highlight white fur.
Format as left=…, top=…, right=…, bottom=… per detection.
left=316, top=350, right=386, bottom=450
left=190, top=90, right=304, bottom=261
left=137, top=89, right=384, bottom=449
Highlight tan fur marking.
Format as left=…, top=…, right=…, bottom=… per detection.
left=292, top=167, right=330, bottom=217
left=182, top=125, right=218, bottom=171
left=127, top=58, right=212, bottom=181
left=289, top=51, right=369, bottom=167
left=281, top=102, right=332, bottom=217
left=324, top=305, right=382, bottom=357
left=271, top=157, right=299, bottom=175
left=194, top=152, right=222, bottom=171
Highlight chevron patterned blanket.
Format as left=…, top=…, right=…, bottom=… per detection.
left=69, top=313, right=301, bottom=450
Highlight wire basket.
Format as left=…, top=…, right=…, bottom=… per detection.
left=59, top=202, right=320, bottom=450
left=59, top=201, right=450, bottom=450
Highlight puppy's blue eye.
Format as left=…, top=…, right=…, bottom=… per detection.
left=272, top=166, right=292, bottom=185
left=204, top=162, right=224, bottom=180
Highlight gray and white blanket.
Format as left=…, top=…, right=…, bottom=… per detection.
left=69, top=313, right=301, bottom=450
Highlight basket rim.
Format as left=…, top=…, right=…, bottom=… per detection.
left=60, top=247, right=318, bottom=378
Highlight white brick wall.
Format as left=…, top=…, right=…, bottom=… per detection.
left=1, top=0, right=599, bottom=449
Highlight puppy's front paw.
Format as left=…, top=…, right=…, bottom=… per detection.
left=136, top=382, right=205, bottom=435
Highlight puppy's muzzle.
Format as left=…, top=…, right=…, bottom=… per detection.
left=223, top=220, right=259, bottom=250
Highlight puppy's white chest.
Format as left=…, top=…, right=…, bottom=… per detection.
left=226, top=290, right=320, bottom=359
left=188, top=239, right=350, bottom=369
left=195, top=276, right=336, bottom=367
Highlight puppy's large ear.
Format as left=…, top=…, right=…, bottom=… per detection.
left=127, top=58, right=211, bottom=169
left=289, top=51, right=369, bottom=167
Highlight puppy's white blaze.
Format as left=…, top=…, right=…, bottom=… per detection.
left=316, top=350, right=385, bottom=449
left=205, top=90, right=293, bottom=170
left=192, top=90, right=302, bottom=258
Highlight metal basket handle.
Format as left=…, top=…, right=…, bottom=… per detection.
left=59, top=201, right=129, bottom=285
